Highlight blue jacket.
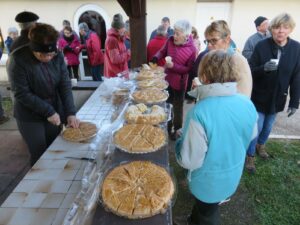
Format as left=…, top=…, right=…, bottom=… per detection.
left=176, top=83, right=257, bottom=203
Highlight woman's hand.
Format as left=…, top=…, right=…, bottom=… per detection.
left=165, top=61, right=174, bottom=69
left=47, top=113, right=61, bottom=126
left=67, top=115, right=80, bottom=128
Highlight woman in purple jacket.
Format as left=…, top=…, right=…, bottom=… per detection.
left=58, top=26, right=81, bottom=80
left=153, top=20, right=197, bottom=140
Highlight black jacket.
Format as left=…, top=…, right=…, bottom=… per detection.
left=10, top=29, right=30, bottom=53
left=250, top=37, right=300, bottom=114
left=8, top=46, right=76, bottom=122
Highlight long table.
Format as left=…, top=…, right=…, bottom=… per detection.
left=0, top=82, right=173, bottom=225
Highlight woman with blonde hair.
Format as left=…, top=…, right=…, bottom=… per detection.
left=246, top=13, right=300, bottom=173
left=175, top=49, right=257, bottom=225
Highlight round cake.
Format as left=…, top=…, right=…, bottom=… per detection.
left=137, top=79, right=168, bottom=90
left=136, top=69, right=165, bottom=81
left=125, top=103, right=167, bottom=125
left=62, top=121, right=97, bottom=142
left=101, top=161, right=174, bottom=219
left=132, top=89, right=168, bottom=104
left=114, top=124, right=166, bottom=153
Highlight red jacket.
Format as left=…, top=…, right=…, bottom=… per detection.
left=155, top=36, right=197, bottom=91
left=57, top=35, right=81, bottom=66
left=104, top=28, right=130, bottom=78
left=147, top=35, right=167, bottom=66
left=81, top=31, right=104, bottom=66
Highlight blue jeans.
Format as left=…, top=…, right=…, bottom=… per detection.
left=247, top=112, right=276, bottom=156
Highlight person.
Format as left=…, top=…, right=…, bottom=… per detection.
left=149, top=17, right=174, bottom=41
left=59, top=20, right=79, bottom=39
left=152, top=20, right=197, bottom=140
left=242, top=16, right=270, bottom=61
left=191, top=26, right=201, bottom=55
left=190, top=20, right=252, bottom=98
left=7, top=23, right=80, bottom=166
left=104, top=14, right=130, bottom=78
left=10, top=11, right=39, bottom=53
left=124, top=20, right=131, bottom=68
left=175, top=50, right=257, bottom=225
left=5, top=27, right=18, bottom=54
left=0, top=50, right=10, bottom=125
left=245, top=13, right=300, bottom=173
left=147, top=25, right=167, bottom=66
left=58, top=25, right=81, bottom=80
left=78, top=22, right=104, bottom=81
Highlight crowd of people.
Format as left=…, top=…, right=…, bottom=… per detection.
left=0, top=9, right=299, bottom=225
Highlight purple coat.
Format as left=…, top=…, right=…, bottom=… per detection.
left=155, top=36, right=197, bottom=91
left=57, top=35, right=81, bottom=66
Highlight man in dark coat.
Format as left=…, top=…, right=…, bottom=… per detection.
left=10, top=11, right=39, bottom=53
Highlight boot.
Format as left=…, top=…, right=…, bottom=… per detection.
left=256, top=144, right=269, bottom=159
left=245, top=156, right=256, bottom=174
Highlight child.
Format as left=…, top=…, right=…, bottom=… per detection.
left=175, top=49, right=257, bottom=225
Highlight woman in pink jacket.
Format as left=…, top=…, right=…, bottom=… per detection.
left=152, top=20, right=197, bottom=140
left=104, top=14, right=130, bottom=78
left=58, top=26, right=81, bottom=80
left=79, top=22, right=104, bottom=81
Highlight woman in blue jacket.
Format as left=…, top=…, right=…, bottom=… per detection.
left=176, top=50, right=257, bottom=225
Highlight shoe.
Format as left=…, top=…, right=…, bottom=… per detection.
left=245, top=156, right=256, bottom=174
left=0, top=116, right=9, bottom=125
left=256, top=144, right=269, bottom=160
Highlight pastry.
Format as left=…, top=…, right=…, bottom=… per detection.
left=62, top=121, right=97, bottom=142
left=136, top=69, right=166, bottom=81
left=132, top=89, right=168, bottom=104
left=101, top=161, right=174, bottom=219
left=125, top=103, right=167, bottom=125
left=114, top=124, right=166, bottom=153
left=137, top=79, right=168, bottom=90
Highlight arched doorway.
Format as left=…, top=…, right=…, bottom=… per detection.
left=73, top=4, right=110, bottom=80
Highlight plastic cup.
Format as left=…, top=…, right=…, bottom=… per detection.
left=165, top=56, right=172, bottom=63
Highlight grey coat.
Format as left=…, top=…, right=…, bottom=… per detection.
left=8, top=46, right=76, bottom=122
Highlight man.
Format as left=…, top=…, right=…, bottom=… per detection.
left=242, top=16, right=270, bottom=61
left=149, top=17, right=174, bottom=41
left=10, top=11, right=39, bottom=53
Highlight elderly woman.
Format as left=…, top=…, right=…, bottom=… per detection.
left=245, top=13, right=300, bottom=173
left=8, top=23, right=80, bottom=165
left=5, top=27, right=19, bottom=54
left=192, top=20, right=252, bottom=98
left=152, top=20, right=197, bottom=139
left=78, top=22, right=104, bottom=81
left=175, top=50, right=257, bottom=225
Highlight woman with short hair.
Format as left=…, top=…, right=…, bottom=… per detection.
left=8, top=23, right=80, bottom=165
left=152, top=19, right=197, bottom=139
left=246, top=13, right=300, bottom=173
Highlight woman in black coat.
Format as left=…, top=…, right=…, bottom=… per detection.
left=245, top=13, right=300, bottom=173
left=8, top=23, right=80, bottom=165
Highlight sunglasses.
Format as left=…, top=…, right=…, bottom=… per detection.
left=204, top=38, right=222, bottom=45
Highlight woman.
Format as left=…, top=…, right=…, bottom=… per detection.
left=104, top=13, right=130, bottom=78
left=58, top=26, right=81, bottom=80
left=175, top=50, right=257, bottom=225
left=78, top=22, right=104, bottom=81
left=152, top=20, right=197, bottom=139
left=147, top=25, right=167, bottom=66
left=190, top=20, right=252, bottom=98
left=246, top=13, right=300, bottom=173
left=8, top=23, right=80, bottom=165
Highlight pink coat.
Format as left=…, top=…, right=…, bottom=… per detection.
left=82, top=31, right=104, bottom=66
left=104, top=28, right=130, bottom=78
left=155, top=36, right=197, bottom=91
left=57, top=35, right=81, bottom=66
left=147, top=35, right=167, bottom=66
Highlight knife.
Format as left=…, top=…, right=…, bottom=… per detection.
left=65, top=156, right=95, bottom=161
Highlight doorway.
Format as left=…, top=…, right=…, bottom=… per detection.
left=73, top=4, right=110, bottom=80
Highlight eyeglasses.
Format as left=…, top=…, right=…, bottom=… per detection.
left=204, top=38, right=222, bottom=45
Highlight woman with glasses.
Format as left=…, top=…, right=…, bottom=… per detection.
left=8, top=23, right=80, bottom=166
left=190, top=20, right=252, bottom=98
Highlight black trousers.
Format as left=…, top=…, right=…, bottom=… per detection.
left=190, top=198, right=220, bottom=225
left=16, top=120, right=61, bottom=166
left=167, top=86, right=185, bottom=132
left=67, top=65, right=79, bottom=80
